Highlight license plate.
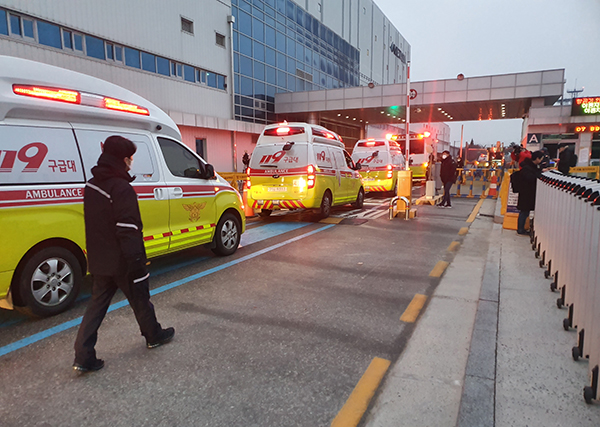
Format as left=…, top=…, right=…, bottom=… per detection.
left=267, top=187, right=287, bottom=192
left=364, top=177, right=375, bottom=181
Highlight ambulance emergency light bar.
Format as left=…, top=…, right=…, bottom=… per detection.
left=387, top=131, right=430, bottom=141
left=12, top=85, right=150, bottom=116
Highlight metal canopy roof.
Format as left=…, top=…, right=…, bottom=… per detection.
left=275, top=69, right=565, bottom=126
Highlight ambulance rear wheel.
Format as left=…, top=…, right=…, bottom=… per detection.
left=320, top=190, right=332, bottom=218
left=353, top=188, right=365, bottom=209
left=259, top=209, right=272, bottom=217
left=17, top=247, right=82, bottom=317
left=212, top=212, right=241, bottom=256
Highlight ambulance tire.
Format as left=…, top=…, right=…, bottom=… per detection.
left=353, top=188, right=365, bottom=209
left=319, top=190, right=332, bottom=218
left=259, top=209, right=272, bottom=217
left=212, top=212, right=241, bottom=256
left=17, top=247, right=82, bottom=317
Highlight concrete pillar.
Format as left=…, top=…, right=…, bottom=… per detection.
left=360, top=124, right=366, bottom=140
left=577, top=132, right=592, bottom=166
left=307, top=112, right=319, bottom=125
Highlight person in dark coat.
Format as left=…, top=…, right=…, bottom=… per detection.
left=438, top=150, right=457, bottom=208
left=516, top=151, right=544, bottom=235
left=73, top=136, right=174, bottom=372
left=557, top=143, right=576, bottom=175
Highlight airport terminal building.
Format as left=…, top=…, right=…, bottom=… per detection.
left=0, top=0, right=410, bottom=172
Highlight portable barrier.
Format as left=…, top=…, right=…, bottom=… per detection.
left=452, top=168, right=503, bottom=199
left=532, top=170, right=600, bottom=403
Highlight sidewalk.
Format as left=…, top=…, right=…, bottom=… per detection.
left=363, top=199, right=599, bottom=426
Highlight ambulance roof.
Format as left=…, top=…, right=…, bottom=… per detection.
left=0, top=55, right=181, bottom=141
left=261, top=122, right=345, bottom=148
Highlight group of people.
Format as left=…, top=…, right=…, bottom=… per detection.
left=436, top=143, right=578, bottom=235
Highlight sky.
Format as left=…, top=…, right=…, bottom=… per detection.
left=376, top=0, right=600, bottom=148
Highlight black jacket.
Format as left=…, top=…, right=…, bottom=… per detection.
left=516, top=158, right=540, bottom=211
left=440, top=156, right=457, bottom=184
left=84, top=152, right=147, bottom=278
left=558, top=146, right=576, bottom=174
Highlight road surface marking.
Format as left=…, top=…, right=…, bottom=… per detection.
left=330, top=357, right=391, bottom=427
left=429, top=261, right=449, bottom=277
left=400, top=294, right=428, bottom=323
left=447, top=241, right=460, bottom=252
left=0, top=224, right=335, bottom=358
left=319, top=217, right=344, bottom=224
left=466, top=199, right=484, bottom=223
left=458, top=227, right=469, bottom=235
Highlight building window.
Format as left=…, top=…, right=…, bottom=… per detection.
left=85, top=35, right=105, bottom=60
left=37, top=21, right=61, bottom=49
left=73, top=33, right=83, bottom=52
left=195, top=138, right=207, bottom=160
left=181, top=17, right=194, bottom=34
left=216, top=32, right=226, bottom=47
left=124, top=47, right=141, bottom=68
left=9, top=14, right=21, bottom=36
left=0, top=9, right=8, bottom=35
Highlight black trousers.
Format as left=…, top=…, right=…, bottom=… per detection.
left=74, top=273, right=162, bottom=364
left=441, top=181, right=453, bottom=206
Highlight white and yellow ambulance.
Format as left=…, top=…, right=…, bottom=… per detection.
left=351, top=138, right=405, bottom=193
left=248, top=122, right=364, bottom=218
left=0, top=56, right=245, bottom=316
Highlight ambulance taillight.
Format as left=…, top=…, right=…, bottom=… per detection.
left=307, top=165, right=315, bottom=189
left=13, top=85, right=80, bottom=104
left=386, top=164, right=393, bottom=179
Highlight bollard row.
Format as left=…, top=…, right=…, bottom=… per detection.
left=532, top=170, right=600, bottom=404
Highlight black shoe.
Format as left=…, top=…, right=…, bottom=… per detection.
left=147, top=327, right=175, bottom=349
left=73, top=359, right=104, bottom=372
left=517, top=230, right=529, bottom=236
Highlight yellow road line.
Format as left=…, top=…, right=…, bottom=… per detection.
left=331, top=357, right=391, bottom=427
left=399, top=294, right=428, bottom=323
left=458, top=227, right=469, bottom=235
left=447, top=241, right=460, bottom=252
left=320, top=217, right=344, bottom=224
left=466, top=199, right=484, bottom=223
left=429, top=260, right=449, bottom=277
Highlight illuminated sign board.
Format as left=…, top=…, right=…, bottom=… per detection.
left=572, top=97, right=600, bottom=116
left=574, top=125, right=600, bottom=133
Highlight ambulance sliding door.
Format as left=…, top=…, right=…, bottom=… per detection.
left=74, top=129, right=171, bottom=256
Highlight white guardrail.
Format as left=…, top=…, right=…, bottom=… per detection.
left=532, top=170, right=600, bottom=404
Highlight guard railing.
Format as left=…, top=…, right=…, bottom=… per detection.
left=531, top=170, right=600, bottom=404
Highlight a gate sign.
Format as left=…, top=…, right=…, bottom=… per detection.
left=526, top=133, right=542, bottom=146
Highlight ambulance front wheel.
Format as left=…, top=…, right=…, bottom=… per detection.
left=320, top=190, right=332, bottom=218
left=17, top=247, right=82, bottom=317
left=212, top=212, right=241, bottom=256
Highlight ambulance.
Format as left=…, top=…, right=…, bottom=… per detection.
left=0, top=56, right=245, bottom=316
left=351, top=138, right=405, bottom=194
left=248, top=122, right=364, bottom=218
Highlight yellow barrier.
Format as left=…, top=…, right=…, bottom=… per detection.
left=218, top=172, right=248, bottom=191
left=569, top=166, right=600, bottom=179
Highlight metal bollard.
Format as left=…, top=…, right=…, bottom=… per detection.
left=389, top=196, right=411, bottom=220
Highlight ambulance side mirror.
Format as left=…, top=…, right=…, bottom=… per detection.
left=200, top=163, right=216, bottom=180
left=354, top=162, right=362, bottom=171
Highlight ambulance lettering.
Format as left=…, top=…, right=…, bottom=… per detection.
left=260, top=150, right=299, bottom=164
left=316, top=151, right=331, bottom=164
left=356, top=153, right=383, bottom=165
left=0, top=142, right=48, bottom=173
left=25, top=188, right=84, bottom=199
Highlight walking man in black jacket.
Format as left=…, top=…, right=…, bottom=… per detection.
left=73, top=136, right=174, bottom=372
left=557, top=143, right=577, bottom=175
left=439, top=150, right=457, bottom=208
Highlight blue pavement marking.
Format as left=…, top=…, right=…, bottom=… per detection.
left=0, top=224, right=334, bottom=358
left=0, top=221, right=310, bottom=330
left=240, top=221, right=311, bottom=246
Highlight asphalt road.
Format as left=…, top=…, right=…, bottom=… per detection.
left=0, top=191, right=479, bottom=427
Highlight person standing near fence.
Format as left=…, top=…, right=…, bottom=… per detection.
left=557, top=143, right=577, bottom=175
left=513, top=151, right=544, bottom=235
left=438, top=150, right=457, bottom=208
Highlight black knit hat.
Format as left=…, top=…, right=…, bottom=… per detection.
left=103, top=135, right=136, bottom=159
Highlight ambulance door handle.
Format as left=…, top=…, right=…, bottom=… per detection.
left=171, top=187, right=183, bottom=199
left=153, top=187, right=168, bottom=200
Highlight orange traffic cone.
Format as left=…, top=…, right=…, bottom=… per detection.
left=243, top=187, right=255, bottom=217
left=489, top=173, right=498, bottom=199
